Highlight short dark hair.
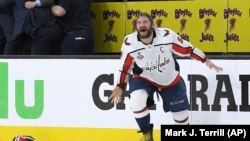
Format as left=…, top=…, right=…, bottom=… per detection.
left=136, top=12, right=154, bottom=25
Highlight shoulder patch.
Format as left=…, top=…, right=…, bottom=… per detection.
left=163, top=30, right=170, bottom=37
left=124, top=37, right=131, bottom=46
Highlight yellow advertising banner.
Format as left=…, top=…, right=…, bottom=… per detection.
left=126, top=1, right=227, bottom=53
left=227, top=0, right=250, bottom=53
left=163, top=1, right=196, bottom=43
left=90, top=1, right=248, bottom=53
left=191, top=0, right=227, bottom=53
left=90, top=3, right=125, bottom=53
left=126, top=1, right=195, bottom=41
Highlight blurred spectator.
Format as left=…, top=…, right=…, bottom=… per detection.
left=51, top=0, right=95, bottom=55
left=24, top=0, right=62, bottom=55
left=0, top=0, right=62, bottom=55
left=0, top=5, right=29, bottom=55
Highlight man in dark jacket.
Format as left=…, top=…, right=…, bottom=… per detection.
left=0, top=0, right=62, bottom=55
left=0, top=5, right=29, bottom=55
left=51, top=0, right=94, bottom=55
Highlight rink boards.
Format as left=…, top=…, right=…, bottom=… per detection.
left=0, top=58, right=250, bottom=141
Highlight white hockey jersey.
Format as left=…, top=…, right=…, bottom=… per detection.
left=117, top=28, right=207, bottom=90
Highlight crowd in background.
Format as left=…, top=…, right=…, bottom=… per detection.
left=0, top=0, right=94, bottom=55
left=0, top=0, right=193, bottom=55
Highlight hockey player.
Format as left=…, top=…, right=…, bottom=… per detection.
left=109, top=12, right=223, bottom=141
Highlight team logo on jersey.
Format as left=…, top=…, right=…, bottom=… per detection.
left=137, top=52, right=144, bottom=60
left=142, top=56, right=170, bottom=72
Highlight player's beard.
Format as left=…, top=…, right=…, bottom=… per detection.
left=137, top=27, right=152, bottom=39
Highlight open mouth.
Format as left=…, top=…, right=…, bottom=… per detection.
left=139, top=28, right=147, bottom=32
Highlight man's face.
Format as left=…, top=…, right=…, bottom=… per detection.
left=136, top=16, right=153, bottom=39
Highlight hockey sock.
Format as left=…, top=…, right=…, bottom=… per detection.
left=135, top=114, right=151, bottom=133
